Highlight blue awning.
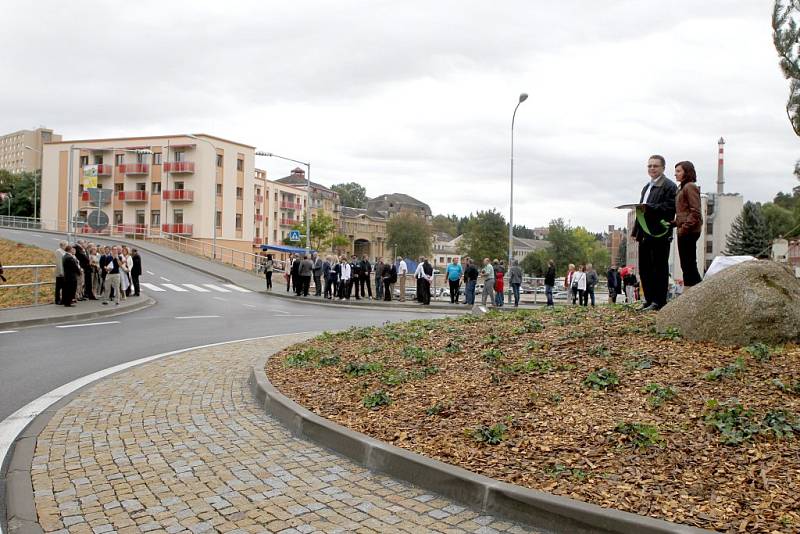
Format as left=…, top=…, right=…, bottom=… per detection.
left=260, top=244, right=316, bottom=254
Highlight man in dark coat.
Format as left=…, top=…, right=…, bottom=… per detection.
left=61, top=245, right=82, bottom=307
left=606, top=266, right=622, bottom=304
left=374, top=257, right=384, bottom=300
left=131, top=249, right=142, bottom=296
left=311, top=253, right=323, bottom=296
left=290, top=254, right=301, bottom=295
left=631, top=155, right=677, bottom=311
left=74, top=242, right=93, bottom=300
left=419, top=258, right=433, bottom=305
left=350, top=254, right=362, bottom=300
left=544, top=259, right=556, bottom=307
left=359, top=255, right=373, bottom=299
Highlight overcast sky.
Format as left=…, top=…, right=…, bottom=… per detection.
left=1, top=1, right=796, bottom=232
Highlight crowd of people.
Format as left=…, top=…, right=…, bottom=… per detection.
left=54, top=240, right=142, bottom=307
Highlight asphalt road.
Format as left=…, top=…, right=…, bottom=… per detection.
left=0, top=228, right=441, bottom=422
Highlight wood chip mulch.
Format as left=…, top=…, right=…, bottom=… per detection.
left=266, top=306, right=800, bottom=533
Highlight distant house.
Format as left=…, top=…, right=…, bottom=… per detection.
left=367, top=193, right=432, bottom=221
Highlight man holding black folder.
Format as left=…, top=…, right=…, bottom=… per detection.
left=630, top=155, right=677, bottom=311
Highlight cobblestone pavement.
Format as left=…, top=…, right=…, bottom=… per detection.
left=28, top=334, right=539, bottom=533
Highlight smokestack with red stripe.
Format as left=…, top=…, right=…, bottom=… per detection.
left=717, top=137, right=725, bottom=194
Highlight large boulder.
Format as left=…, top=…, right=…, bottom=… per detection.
left=656, top=260, right=800, bottom=346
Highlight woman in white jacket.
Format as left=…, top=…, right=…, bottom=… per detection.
left=573, top=265, right=588, bottom=306
left=120, top=246, right=133, bottom=297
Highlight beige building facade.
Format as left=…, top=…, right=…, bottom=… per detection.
left=1, top=127, right=61, bottom=173
left=40, top=133, right=256, bottom=253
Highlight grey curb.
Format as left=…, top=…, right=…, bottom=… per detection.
left=260, top=290, right=474, bottom=314
left=0, top=296, right=155, bottom=330
left=251, top=355, right=713, bottom=534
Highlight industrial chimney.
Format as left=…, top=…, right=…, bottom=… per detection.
left=717, top=137, right=725, bottom=194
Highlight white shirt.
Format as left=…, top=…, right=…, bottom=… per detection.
left=414, top=263, right=424, bottom=279
left=642, top=177, right=659, bottom=204
left=573, top=271, right=587, bottom=291
left=398, top=260, right=408, bottom=275
left=340, top=262, right=351, bottom=281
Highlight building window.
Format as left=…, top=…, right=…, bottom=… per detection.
left=174, top=151, right=184, bottom=162
left=136, top=182, right=146, bottom=191
left=706, top=222, right=713, bottom=235
left=173, top=209, right=184, bottom=224
left=115, top=154, right=124, bottom=166
left=236, top=187, right=243, bottom=199
left=135, top=210, right=145, bottom=225
left=114, top=183, right=124, bottom=192
left=93, top=155, right=103, bottom=164
left=706, top=241, right=713, bottom=254
left=235, top=214, right=242, bottom=230
left=216, top=154, right=223, bottom=167
left=236, top=158, right=244, bottom=171
left=215, top=211, right=222, bottom=228
left=151, top=210, right=160, bottom=226
left=80, top=155, right=89, bottom=167
left=114, top=210, right=123, bottom=225
left=216, top=183, right=223, bottom=196
left=151, top=182, right=161, bottom=193
left=96, top=182, right=103, bottom=189
left=153, top=153, right=162, bottom=165
left=174, top=181, right=184, bottom=190
left=136, top=152, right=148, bottom=163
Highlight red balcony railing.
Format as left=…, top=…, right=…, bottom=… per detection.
left=115, top=224, right=147, bottom=235
left=81, top=191, right=90, bottom=201
left=280, top=218, right=298, bottom=226
left=254, top=213, right=264, bottom=222
left=254, top=195, right=264, bottom=203
left=163, top=161, right=195, bottom=173
left=97, top=164, right=113, bottom=176
left=118, top=163, right=150, bottom=175
left=162, top=223, right=193, bottom=235
left=280, top=201, right=302, bottom=210
left=252, top=237, right=264, bottom=245
left=78, top=225, right=110, bottom=235
left=162, top=189, right=194, bottom=201
left=118, top=190, right=148, bottom=202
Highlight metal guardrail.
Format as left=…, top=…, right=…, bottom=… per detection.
left=0, top=264, right=56, bottom=306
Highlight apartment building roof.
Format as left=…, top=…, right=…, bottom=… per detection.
left=43, top=133, right=256, bottom=149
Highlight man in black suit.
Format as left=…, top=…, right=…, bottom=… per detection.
left=74, top=242, right=94, bottom=300
left=131, top=248, right=142, bottom=296
left=631, top=155, right=677, bottom=311
left=350, top=254, right=362, bottom=300
left=61, top=245, right=82, bottom=307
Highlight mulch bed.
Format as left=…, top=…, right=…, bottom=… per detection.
left=0, top=238, right=55, bottom=308
left=266, top=306, right=800, bottom=533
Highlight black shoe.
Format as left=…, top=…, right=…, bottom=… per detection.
left=642, top=303, right=661, bottom=312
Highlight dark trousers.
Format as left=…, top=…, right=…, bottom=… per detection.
left=638, top=237, right=671, bottom=306
left=83, top=270, right=95, bottom=299
left=571, top=286, right=578, bottom=304
left=265, top=271, right=273, bottom=289
left=383, top=280, right=392, bottom=301
left=578, top=289, right=587, bottom=306
left=313, top=274, right=322, bottom=295
left=62, top=277, right=77, bottom=306
left=448, top=280, right=460, bottom=303
left=300, top=275, right=311, bottom=296
left=545, top=284, right=554, bottom=306
left=678, top=232, right=703, bottom=287
left=511, top=283, right=521, bottom=307
left=338, top=279, right=350, bottom=299
left=375, top=276, right=382, bottom=299
left=465, top=280, right=476, bottom=305
left=416, top=278, right=422, bottom=302
left=352, top=277, right=361, bottom=299
left=419, top=279, right=431, bottom=305
left=55, top=275, right=64, bottom=304
left=359, top=277, right=372, bottom=298
left=132, top=274, right=140, bottom=296
left=587, top=286, right=595, bottom=306
left=292, top=274, right=301, bottom=295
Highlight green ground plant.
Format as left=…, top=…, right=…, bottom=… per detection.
left=471, top=423, right=507, bottom=445
left=614, top=422, right=664, bottom=448
left=584, top=368, right=619, bottom=390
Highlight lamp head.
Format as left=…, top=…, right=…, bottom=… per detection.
left=519, top=93, right=528, bottom=103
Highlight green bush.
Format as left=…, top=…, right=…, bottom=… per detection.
left=402, top=345, right=431, bottom=364
left=643, top=383, right=676, bottom=408
left=343, top=361, right=383, bottom=377
left=743, top=342, right=772, bottom=362
left=583, top=368, right=619, bottom=390
left=614, top=422, right=664, bottom=448
left=482, top=348, right=504, bottom=363
left=318, top=354, right=341, bottom=367
left=704, top=357, right=746, bottom=381
left=363, top=390, right=391, bottom=408
left=472, top=423, right=507, bottom=445
left=704, top=400, right=761, bottom=445
left=284, top=347, right=322, bottom=368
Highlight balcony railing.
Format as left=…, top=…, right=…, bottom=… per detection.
left=252, top=237, right=264, bottom=245
left=118, top=163, right=150, bottom=175
left=115, top=224, right=148, bottom=235
left=162, top=223, right=193, bottom=235
left=280, top=218, right=298, bottom=227
left=118, top=190, right=148, bottom=202
left=254, top=214, right=264, bottom=222
left=254, top=195, right=264, bottom=203
left=163, top=161, right=195, bottom=173
left=96, top=164, right=113, bottom=176
left=81, top=191, right=90, bottom=201
left=280, top=201, right=302, bottom=210
left=162, top=189, right=194, bottom=201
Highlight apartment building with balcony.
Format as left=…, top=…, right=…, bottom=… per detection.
left=40, top=133, right=256, bottom=253
left=251, top=168, right=310, bottom=248
left=0, top=127, right=61, bottom=173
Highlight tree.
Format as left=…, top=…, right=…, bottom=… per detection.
left=762, top=202, right=796, bottom=238
left=282, top=212, right=338, bottom=251
left=521, top=248, right=549, bottom=276
left=459, top=209, right=507, bottom=261
left=726, top=202, right=771, bottom=256
left=773, top=0, right=800, bottom=137
left=330, top=182, right=368, bottom=208
left=512, top=225, right=536, bottom=239
left=387, top=212, right=431, bottom=259
left=431, top=214, right=458, bottom=236
left=546, top=218, right=583, bottom=273
left=0, top=170, right=38, bottom=217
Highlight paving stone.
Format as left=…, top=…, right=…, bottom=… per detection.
left=26, top=337, right=538, bottom=534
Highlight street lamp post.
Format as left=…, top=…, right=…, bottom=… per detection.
left=188, top=135, right=219, bottom=259
left=255, top=151, right=312, bottom=256
left=23, top=145, right=42, bottom=221
left=509, top=92, right=528, bottom=266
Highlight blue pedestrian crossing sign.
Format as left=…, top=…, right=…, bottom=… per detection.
left=289, top=230, right=301, bottom=242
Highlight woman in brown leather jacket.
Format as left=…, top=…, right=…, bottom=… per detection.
left=673, top=161, right=703, bottom=286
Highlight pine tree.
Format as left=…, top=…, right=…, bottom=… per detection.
left=773, top=0, right=800, bottom=137
left=726, top=202, right=771, bottom=256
